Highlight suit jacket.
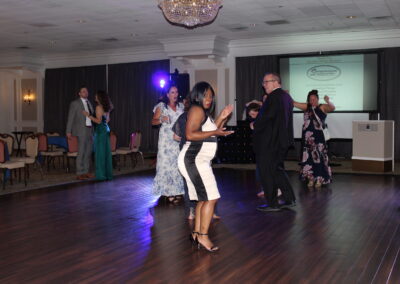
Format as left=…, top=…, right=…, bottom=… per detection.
left=253, top=88, right=294, bottom=155
left=66, top=98, right=94, bottom=136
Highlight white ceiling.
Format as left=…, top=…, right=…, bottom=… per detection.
left=0, top=0, right=399, bottom=56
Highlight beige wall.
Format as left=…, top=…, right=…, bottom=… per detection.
left=194, top=69, right=218, bottom=94
left=21, top=78, right=37, bottom=121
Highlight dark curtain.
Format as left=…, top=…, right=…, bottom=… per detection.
left=44, top=65, right=107, bottom=134
left=108, top=60, right=170, bottom=152
left=236, top=55, right=278, bottom=119
left=379, top=47, right=400, bottom=159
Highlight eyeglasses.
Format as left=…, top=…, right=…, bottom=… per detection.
left=262, top=80, right=276, bottom=85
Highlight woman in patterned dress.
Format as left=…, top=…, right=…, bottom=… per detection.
left=151, top=85, right=185, bottom=203
left=294, top=90, right=335, bottom=188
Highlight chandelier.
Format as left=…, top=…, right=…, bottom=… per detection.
left=158, top=0, right=223, bottom=28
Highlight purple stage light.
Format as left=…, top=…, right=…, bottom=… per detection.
left=159, top=79, right=166, bottom=88
left=152, top=71, right=169, bottom=90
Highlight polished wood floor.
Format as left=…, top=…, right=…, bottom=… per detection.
left=0, top=169, right=399, bottom=283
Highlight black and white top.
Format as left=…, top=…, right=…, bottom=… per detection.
left=178, top=116, right=220, bottom=201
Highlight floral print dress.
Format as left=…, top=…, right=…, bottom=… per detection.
left=300, top=106, right=332, bottom=184
left=153, top=102, right=185, bottom=196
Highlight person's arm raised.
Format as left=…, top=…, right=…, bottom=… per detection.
left=186, top=106, right=234, bottom=141
left=320, top=95, right=335, bottom=113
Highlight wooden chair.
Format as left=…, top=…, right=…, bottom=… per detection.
left=66, top=135, right=78, bottom=173
left=0, top=140, right=27, bottom=190
left=13, top=135, right=43, bottom=180
left=131, top=131, right=144, bottom=165
left=37, top=133, right=64, bottom=171
left=0, top=134, right=15, bottom=157
left=115, top=132, right=136, bottom=169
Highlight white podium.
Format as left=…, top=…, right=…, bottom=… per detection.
left=352, top=120, right=395, bottom=172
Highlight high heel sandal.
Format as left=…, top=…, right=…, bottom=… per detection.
left=189, top=231, right=198, bottom=245
left=197, top=233, right=219, bottom=252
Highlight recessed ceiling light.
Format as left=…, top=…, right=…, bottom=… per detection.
left=346, top=16, right=357, bottom=19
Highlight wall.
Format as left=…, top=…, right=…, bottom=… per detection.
left=0, top=69, right=44, bottom=137
left=1, top=29, right=400, bottom=131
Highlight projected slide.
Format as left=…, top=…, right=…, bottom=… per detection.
left=280, top=54, right=378, bottom=111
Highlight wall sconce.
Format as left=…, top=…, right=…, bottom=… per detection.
left=23, top=89, right=34, bottom=105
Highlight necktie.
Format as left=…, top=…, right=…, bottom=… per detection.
left=86, top=100, right=92, bottom=116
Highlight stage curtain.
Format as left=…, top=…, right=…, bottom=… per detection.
left=107, top=60, right=170, bottom=152
left=44, top=65, right=107, bottom=134
left=380, top=47, right=400, bottom=159
left=235, top=55, right=278, bottom=120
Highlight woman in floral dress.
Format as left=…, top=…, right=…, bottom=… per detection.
left=294, top=90, right=335, bottom=188
left=151, top=85, right=184, bottom=202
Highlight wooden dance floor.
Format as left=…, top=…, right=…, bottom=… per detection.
left=1, top=169, right=400, bottom=283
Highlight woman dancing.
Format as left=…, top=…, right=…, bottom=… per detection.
left=178, top=81, right=234, bottom=252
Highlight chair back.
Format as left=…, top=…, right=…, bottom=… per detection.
left=67, top=136, right=79, bottom=153
left=110, top=132, right=117, bottom=152
left=129, top=133, right=137, bottom=150
left=46, top=132, right=60, bottom=137
left=36, top=133, right=48, bottom=152
left=25, top=135, right=39, bottom=158
left=133, top=132, right=142, bottom=150
left=0, top=134, right=14, bottom=156
left=0, top=140, right=5, bottom=163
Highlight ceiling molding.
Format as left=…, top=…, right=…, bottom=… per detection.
left=229, top=29, right=400, bottom=57
left=43, top=45, right=167, bottom=68
left=160, top=35, right=229, bottom=58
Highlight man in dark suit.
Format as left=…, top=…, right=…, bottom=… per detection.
left=66, top=86, right=94, bottom=180
left=253, top=73, right=296, bottom=212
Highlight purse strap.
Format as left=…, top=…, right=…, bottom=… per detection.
left=312, top=107, right=326, bottom=129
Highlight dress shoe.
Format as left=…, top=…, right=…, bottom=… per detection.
left=85, top=173, right=95, bottom=179
left=256, top=204, right=281, bottom=212
left=76, top=174, right=88, bottom=180
left=280, top=201, right=296, bottom=209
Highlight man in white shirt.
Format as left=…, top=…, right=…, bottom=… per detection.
left=66, top=86, right=95, bottom=180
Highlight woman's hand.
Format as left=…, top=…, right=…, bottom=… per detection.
left=173, top=134, right=181, bottom=142
left=160, top=115, right=170, bottom=123
left=82, top=110, right=89, bottom=117
left=220, top=104, right=234, bottom=120
left=324, top=95, right=330, bottom=103
left=214, top=127, right=234, bottom=137
left=249, top=122, right=255, bottom=130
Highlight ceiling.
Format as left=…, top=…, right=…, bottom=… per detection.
left=0, top=0, right=399, bottom=56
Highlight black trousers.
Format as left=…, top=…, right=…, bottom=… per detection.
left=256, top=148, right=296, bottom=207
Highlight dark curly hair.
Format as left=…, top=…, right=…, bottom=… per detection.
left=189, top=81, right=215, bottom=116
left=307, top=89, right=319, bottom=109
left=96, top=90, right=111, bottom=112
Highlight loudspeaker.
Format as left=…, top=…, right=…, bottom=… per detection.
left=170, top=73, right=190, bottom=100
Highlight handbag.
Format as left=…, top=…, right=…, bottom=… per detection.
left=312, top=107, right=330, bottom=141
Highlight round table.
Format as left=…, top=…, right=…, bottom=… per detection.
left=12, top=131, right=34, bottom=157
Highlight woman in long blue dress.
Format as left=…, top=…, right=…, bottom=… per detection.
left=83, top=90, right=113, bottom=181
left=151, top=85, right=184, bottom=203
left=294, top=90, right=335, bottom=188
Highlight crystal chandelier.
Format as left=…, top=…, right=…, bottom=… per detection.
left=158, top=0, right=223, bottom=28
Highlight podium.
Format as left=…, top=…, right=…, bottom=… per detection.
left=352, top=120, right=394, bottom=172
